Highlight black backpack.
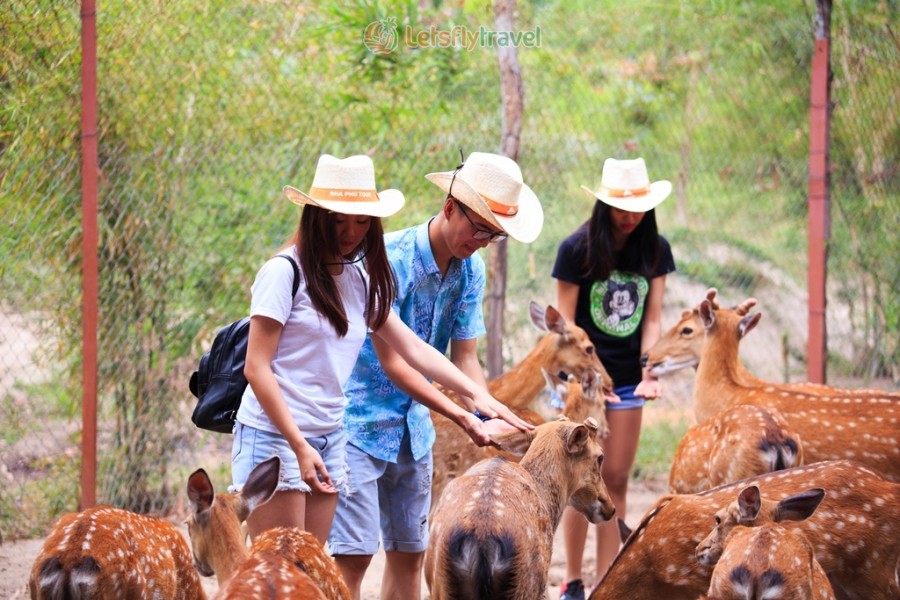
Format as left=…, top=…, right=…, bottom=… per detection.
left=189, top=255, right=300, bottom=433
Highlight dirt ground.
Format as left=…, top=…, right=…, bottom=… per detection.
left=1, top=476, right=667, bottom=599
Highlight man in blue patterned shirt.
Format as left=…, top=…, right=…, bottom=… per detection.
left=329, top=152, right=544, bottom=599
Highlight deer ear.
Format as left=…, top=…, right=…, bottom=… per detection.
left=187, top=468, right=215, bottom=520
left=490, top=429, right=534, bottom=457
left=773, top=488, right=826, bottom=523
left=738, top=312, right=762, bottom=338
left=565, top=423, right=592, bottom=454
left=529, top=301, right=548, bottom=332
left=543, top=304, right=568, bottom=335
left=736, top=485, right=762, bottom=521
left=699, top=300, right=716, bottom=331
left=240, top=455, right=281, bottom=515
left=616, top=517, right=633, bottom=543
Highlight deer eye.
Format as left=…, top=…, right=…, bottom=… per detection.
left=681, top=327, right=694, bottom=335
left=714, top=515, right=721, bottom=525
left=586, top=346, right=594, bottom=355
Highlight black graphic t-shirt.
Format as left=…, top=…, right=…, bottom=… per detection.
left=552, top=229, right=676, bottom=387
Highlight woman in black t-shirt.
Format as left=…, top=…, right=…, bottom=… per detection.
left=552, top=158, right=675, bottom=600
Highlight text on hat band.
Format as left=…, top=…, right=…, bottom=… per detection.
left=309, top=187, right=378, bottom=202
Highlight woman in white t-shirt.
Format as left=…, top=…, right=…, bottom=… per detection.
left=233, top=154, right=532, bottom=546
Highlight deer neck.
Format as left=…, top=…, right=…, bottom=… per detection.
left=694, top=328, right=747, bottom=421
left=519, top=450, right=567, bottom=532
left=488, top=334, right=556, bottom=409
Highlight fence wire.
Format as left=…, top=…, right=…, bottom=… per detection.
left=1, top=0, right=897, bottom=540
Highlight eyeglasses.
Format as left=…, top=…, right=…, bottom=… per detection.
left=448, top=160, right=508, bottom=244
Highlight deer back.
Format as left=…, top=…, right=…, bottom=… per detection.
left=591, top=460, right=900, bottom=600
left=426, top=417, right=614, bottom=600
left=707, top=524, right=835, bottom=600
left=214, top=527, right=348, bottom=600
left=669, top=404, right=803, bottom=493
left=29, top=505, right=205, bottom=600
left=692, top=300, right=900, bottom=482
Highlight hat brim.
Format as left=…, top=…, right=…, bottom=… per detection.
left=283, top=185, right=405, bottom=218
left=425, top=171, right=544, bottom=243
left=580, top=180, right=672, bottom=213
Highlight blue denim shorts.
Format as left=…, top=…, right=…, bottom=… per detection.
left=230, top=422, right=348, bottom=494
left=328, top=436, right=432, bottom=556
left=607, top=383, right=645, bottom=411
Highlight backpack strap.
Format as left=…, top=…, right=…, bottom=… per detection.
left=276, top=254, right=300, bottom=298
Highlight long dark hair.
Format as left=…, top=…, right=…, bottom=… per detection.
left=292, top=205, right=396, bottom=336
left=580, top=200, right=661, bottom=281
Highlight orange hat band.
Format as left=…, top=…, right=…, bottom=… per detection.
left=600, top=185, right=651, bottom=198
left=485, top=197, right=519, bottom=216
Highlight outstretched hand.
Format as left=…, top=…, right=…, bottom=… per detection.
left=471, top=390, right=535, bottom=431
left=634, top=376, right=662, bottom=400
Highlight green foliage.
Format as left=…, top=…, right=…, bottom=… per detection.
left=633, top=413, right=691, bottom=481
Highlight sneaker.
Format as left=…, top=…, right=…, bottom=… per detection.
left=559, top=578, right=586, bottom=600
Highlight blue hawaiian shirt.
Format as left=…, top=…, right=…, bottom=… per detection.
left=342, top=220, right=486, bottom=462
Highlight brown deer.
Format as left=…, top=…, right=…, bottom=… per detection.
left=687, top=299, right=900, bottom=481
left=213, top=527, right=349, bottom=600
left=430, top=300, right=613, bottom=509
left=704, top=523, right=835, bottom=599
left=185, top=455, right=280, bottom=586
left=425, top=417, right=615, bottom=600
left=698, top=485, right=833, bottom=599
left=186, top=456, right=349, bottom=599
left=589, top=460, right=900, bottom=600
left=643, top=288, right=899, bottom=399
left=669, top=403, right=804, bottom=493
left=29, top=505, right=206, bottom=600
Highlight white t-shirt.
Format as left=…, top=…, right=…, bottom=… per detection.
left=235, top=250, right=369, bottom=436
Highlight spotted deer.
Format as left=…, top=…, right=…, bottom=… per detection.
left=698, top=485, right=832, bottom=599
left=643, top=288, right=899, bottom=399
left=686, top=299, right=900, bottom=481
left=425, top=417, right=615, bottom=600
left=185, top=456, right=348, bottom=599
left=213, top=527, right=350, bottom=600
left=669, top=403, right=804, bottom=493
left=704, top=523, right=835, bottom=600
left=589, top=460, right=900, bottom=600
left=185, top=455, right=280, bottom=586
left=28, top=505, right=206, bottom=600
left=431, top=300, right=613, bottom=509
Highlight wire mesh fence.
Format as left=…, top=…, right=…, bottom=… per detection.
left=1, top=0, right=897, bottom=540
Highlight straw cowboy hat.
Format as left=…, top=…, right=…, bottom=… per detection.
left=425, top=152, right=544, bottom=244
left=581, top=157, right=672, bottom=212
left=283, top=154, right=405, bottom=217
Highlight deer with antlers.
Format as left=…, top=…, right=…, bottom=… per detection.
left=589, top=460, right=900, bottom=600
left=426, top=417, right=615, bottom=600
left=430, top=300, right=613, bottom=509
left=643, top=288, right=899, bottom=400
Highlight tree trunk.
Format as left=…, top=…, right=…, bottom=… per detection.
left=488, top=0, right=523, bottom=378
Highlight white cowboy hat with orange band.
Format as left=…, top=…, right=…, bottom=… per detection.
left=283, top=154, right=405, bottom=218
left=425, top=151, right=544, bottom=244
left=581, top=157, right=672, bottom=213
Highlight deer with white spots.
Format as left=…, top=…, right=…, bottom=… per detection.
left=28, top=505, right=206, bottom=600
left=185, top=456, right=349, bottom=600
left=695, top=484, right=835, bottom=599
left=425, top=416, right=615, bottom=600
left=669, top=403, right=804, bottom=494
left=430, top=300, right=613, bottom=509
left=213, top=527, right=350, bottom=600
left=643, top=288, right=899, bottom=400
left=684, top=298, right=900, bottom=482
left=589, top=460, right=900, bottom=600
